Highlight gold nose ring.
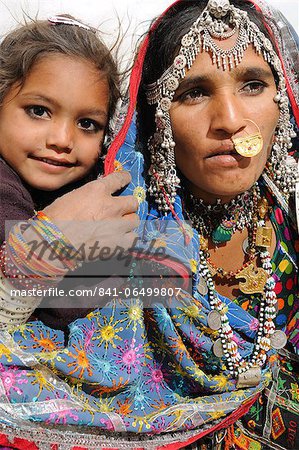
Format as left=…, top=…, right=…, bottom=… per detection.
left=232, top=119, right=263, bottom=157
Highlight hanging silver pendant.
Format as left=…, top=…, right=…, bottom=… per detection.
left=270, top=330, right=287, bottom=349
left=213, top=338, right=224, bottom=357
left=207, top=310, right=222, bottom=330
left=197, top=278, right=208, bottom=296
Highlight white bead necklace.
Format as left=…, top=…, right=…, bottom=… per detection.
left=199, top=216, right=286, bottom=387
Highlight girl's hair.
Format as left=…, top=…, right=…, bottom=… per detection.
left=0, top=15, right=120, bottom=118
left=137, top=0, right=278, bottom=146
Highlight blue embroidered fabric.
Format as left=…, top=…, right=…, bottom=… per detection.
left=0, top=120, right=271, bottom=437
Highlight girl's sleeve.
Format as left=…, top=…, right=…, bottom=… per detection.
left=0, top=163, right=39, bottom=327
left=0, top=162, right=34, bottom=244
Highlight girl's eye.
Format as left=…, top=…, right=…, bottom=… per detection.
left=78, top=119, right=100, bottom=132
left=26, top=105, right=49, bottom=118
left=242, top=81, right=266, bottom=94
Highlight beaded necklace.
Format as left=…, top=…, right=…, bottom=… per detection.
left=185, top=186, right=287, bottom=387
left=183, top=184, right=257, bottom=244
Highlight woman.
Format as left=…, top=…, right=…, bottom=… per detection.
left=0, top=1, right=298, bottom=449
left=105, top=0, right=298, bottom=447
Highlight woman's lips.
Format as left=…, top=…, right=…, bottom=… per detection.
left=205, top=148, right=244, bottom=166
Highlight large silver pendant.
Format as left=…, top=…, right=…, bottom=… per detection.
left=207, top=310, right=222, bottom=330
left=197, top=278, right=208, bottom=296
left=213, top=338, right=224, bottom=357
left=270, top=330, right=287, bottom=349
left=236, top=366, right=262, bottom=388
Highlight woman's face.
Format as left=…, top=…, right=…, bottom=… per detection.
left=170, top=41, right=280, bottom=203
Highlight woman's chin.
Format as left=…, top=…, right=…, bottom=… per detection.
left=187, top=179, right=256, bottom=203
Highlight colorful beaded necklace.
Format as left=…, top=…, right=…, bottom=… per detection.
left=185, top=185, right=287, bottom=387
left=184, top=185, right=257, bottom=244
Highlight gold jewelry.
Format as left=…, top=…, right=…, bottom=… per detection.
left=235, top=263, right=268, bottom=294
left=255, top=197, right=273, bottom=248
left=256, top=226, right=272, bottom=248
left=232, top=119, right=263, bottom=157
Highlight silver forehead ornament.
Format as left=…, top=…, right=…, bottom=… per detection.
left=145, top=0, right=295, bottom=213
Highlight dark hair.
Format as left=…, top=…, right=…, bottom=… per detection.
left=137, top=0, right=278, bottom=146
left=0, top=15, right=120, bottom=118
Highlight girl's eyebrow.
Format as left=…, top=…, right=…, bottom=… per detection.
left=79, top=107, right=108, bottom=119
left=20, top=93, right=108, bottom=118
left=21, top=93, right=60, bottom=106
left=176, top=66, right=273, bottom=92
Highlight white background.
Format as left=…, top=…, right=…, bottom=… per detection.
left=0, top=0, right=298, bottom=67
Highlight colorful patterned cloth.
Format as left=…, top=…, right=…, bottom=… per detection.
left=0, top=0, right=298, bottom=446
left=0, top=118, right=297, bottom=449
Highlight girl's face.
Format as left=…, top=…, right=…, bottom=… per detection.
left=0, top=54, right=109, bottom=191
left=169, top=42, right=280, bottom=203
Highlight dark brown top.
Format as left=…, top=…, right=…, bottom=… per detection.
left=0, top=158, right=35, bottom=243
left=0, top=157, right=94, bottom=331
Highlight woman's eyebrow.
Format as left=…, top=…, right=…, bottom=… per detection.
left=177, top=67, right=273, bottom=90
left=232, top=66, right=274, bottom=80
left=176, top=75, right=210, bottom=92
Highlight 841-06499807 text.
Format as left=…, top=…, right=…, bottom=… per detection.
left=97, top=286, right=182, bottom=297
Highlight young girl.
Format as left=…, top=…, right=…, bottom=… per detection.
left=0, top=15, right=138, bottom=328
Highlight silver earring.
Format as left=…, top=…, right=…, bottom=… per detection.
left=267, top=91, right=297, bottom=197
left=148, top=108, right=180, bottom=213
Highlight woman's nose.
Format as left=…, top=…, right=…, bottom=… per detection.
left=46, top=119, right=74, bottom=152
left=210, top=94, right=246, bottom=137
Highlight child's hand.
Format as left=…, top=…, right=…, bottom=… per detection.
left=43, top=171, right=140, bottom=261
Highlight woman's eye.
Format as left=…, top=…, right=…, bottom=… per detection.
left=78, top=119, right=100, bottom=132
left=26, top=105, right=49, bottom=118
left=179, top=89, right=206, bottom=103
left=242, top=81, right=266, bottom=94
